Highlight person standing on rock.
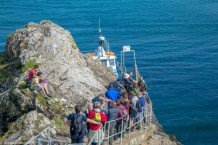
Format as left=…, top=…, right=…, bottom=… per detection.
left=64, top=105, right=101, bottom=144
left=30, top=72, right=48, bottom=98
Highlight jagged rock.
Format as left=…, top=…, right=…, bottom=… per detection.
left=3, top=111, right=51, bottom=144
left=5, top=20, right=116, bottom=104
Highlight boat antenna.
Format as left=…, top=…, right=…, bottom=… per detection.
left=99, top=18, right=102, bottom=36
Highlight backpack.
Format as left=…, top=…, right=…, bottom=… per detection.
left=122, top=108, right=129, bottom=122
left=129, top=101, right=141, bottom=117
left=71, top=114, right=83, bottom=134
left=136, top=101, right=142, bottom=112
left=93, top=112, right=102, bottom=122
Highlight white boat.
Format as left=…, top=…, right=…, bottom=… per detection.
left=87, top=20, right=119, bottom=77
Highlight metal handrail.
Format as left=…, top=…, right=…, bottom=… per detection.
left=87, top=101, right=153, bottom=145
left=25, top=100, right=153, bottom=145
left=25, top=126, right=51, bottom=145
left=87, top=124, right=103, bottom=145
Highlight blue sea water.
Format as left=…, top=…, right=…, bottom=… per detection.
left=0, top=0, right=218, bottom=144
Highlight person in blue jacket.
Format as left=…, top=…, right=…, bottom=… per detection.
left=105, top=83, right=121, bottom=102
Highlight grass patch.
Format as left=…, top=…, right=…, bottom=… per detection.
left=18, top=82, right=27, bottom=90
left=21, top=60, right=39, bottom=72
left=54, top=117, right=63, bottom=128
left=37, top=93, right=47, bottom=105
left=0, top=114, right=27, bottom=142
left=72, top=43, right=77, bottom=49
left=0, top=63, right=14, bottom=84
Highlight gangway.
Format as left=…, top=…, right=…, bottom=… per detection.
left=120, top=46, right=140, bottom=81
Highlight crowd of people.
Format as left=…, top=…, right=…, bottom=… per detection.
left=64, top=72, right=149, bottom=145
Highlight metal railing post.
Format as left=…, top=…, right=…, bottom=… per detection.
left=128, top=119, right=131, bottom=139
left=98, top=127, right=100, bottom=144
left=108, top=122, right=110, bottom=144
left=140, top=110, right=143, bottom=132
left=120, top=118, right=123, bottom=145
left=149, top=103, right=152, bottom=125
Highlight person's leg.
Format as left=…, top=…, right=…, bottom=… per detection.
left=109, top=125, right=115, bottom=145
left=43, top=83, right=49, bottom=94
left=39, top=86, right=47, bottom=98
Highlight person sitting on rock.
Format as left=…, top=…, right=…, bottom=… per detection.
left=26, top=65, right=39, bottom=87
left=30, top=72, right=49, bottom=98
left=28, top=65, right=39, bottom=79
left=64, top=105, right=101, bottom=144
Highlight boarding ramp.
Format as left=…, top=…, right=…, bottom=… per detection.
left=120, top=48, right=140, bottom=81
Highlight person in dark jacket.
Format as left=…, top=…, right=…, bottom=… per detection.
left=107, top=101, right=119, bottom=145
left=122, top=73, right=132, bottom=92
left=115, top=99, right=128, bottom=138
left=64, top=105, right=101, bottom=143
left=138, top=76, right=147, bottom=92
left=105, top=83, right=120, bottom=102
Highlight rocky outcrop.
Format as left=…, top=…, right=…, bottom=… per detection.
left=0, top=20, right=116, bottom=143
left=0, top=20, right=179, bottom=144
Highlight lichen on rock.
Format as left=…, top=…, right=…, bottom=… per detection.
left=0, top=20, right=116, bottom=143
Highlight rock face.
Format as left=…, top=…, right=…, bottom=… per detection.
left=0, top=20, right=116, bottom=143
left=5, top=20, right=116, bottom=103
left=0, top=20, right=179, bottom=144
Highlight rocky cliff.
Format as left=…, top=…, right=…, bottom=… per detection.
left=0, top=20, right=180, bottom=144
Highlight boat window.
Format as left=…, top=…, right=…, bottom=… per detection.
left=110, top=59, right=115, bottom=66
left=101, top=60, right=107, bottom=65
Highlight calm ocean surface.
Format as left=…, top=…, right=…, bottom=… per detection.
left=1, top=0, right=218, bottom=144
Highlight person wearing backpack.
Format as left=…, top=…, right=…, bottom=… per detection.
left=88, top=101, right=107, bottom=145
left=138, top=76, right=147, bottom=92
left=64, top=105, right=101, bottom=144
left=107, top=101, right=119, bottom=145
left=136, top=92, right=146, bottom=129
left=115, top=99, right=129, bottom=139
left=129, top=92, right=141, bottom=131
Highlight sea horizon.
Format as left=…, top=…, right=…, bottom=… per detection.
left=1, top=0, right=218, bottom=144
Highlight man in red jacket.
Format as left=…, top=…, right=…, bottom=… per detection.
left=88, top=101, right=107, bottom=145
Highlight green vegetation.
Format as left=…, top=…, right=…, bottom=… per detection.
left=18, top=82, right=27, bottom=90
left=0, top=63, right=14, bottom=85
left=0, top=114, right=27, bottom=142
left=54, top=117, right=62, bottom=128
left=21, top=60, right=39, bottom=72
left=37, top=93, right=47, bottom=105
left=34, top=115, right=44, bottom=129
left=72, top=43, right=77, bottom=49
